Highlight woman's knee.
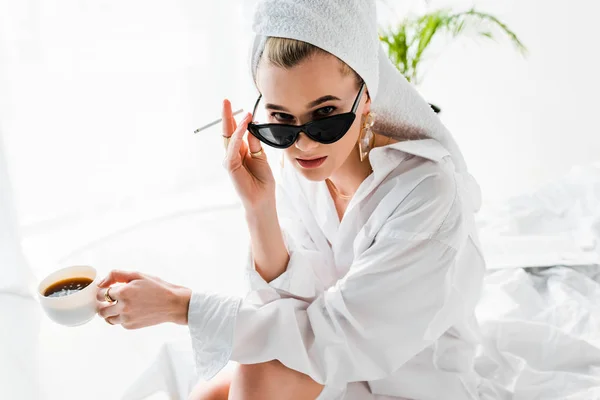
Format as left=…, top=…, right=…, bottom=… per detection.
left=188, top=371, right=232, bottom=400
left=235, top=360, right=282, bottom=386
left=187, top=382, right=229, bottom=400
left=228, top=361, right=277, bottom=399
left=229, top=360, right=323, bottom=400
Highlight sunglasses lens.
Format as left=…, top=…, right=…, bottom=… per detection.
left=250, top=125, right=297, bottom=148
left=248, top=114, right=355, bottom=148
left=305, top=114, right=355, bottom=144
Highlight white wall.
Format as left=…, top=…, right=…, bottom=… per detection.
left=387, top=0, right=600, bottom=203
left=0, top=0, right=248, bottom=229
left=5, top=0, right=598, bottom=231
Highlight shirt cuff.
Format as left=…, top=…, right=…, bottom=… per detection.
left=187, top=291, right=242, bottom=380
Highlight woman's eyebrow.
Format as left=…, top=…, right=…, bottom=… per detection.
left=265, top=95, right=342, bottom=112
left=265, top=103, right=290, bottom=112
left=307, top=95, right=341, bottom=108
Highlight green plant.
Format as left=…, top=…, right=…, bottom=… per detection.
left=379, top=8, right=527, bottom=85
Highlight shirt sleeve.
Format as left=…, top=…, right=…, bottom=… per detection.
left=244, top=181, right=333, bottom=303
left=188, top=167, right=485, bottom=387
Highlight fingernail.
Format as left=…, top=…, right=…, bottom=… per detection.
left=98, top=278, right=106, bottom=287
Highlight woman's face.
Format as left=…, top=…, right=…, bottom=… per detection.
left=256, top=52, right=370, bottom=182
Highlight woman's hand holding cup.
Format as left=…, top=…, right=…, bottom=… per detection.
left=96, top=270, right=191, bottom=329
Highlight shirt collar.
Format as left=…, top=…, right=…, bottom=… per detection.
left=367, top=139, right=448, bottom=181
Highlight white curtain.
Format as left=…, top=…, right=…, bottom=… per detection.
left=0, top=0, right=256, bottom=236
left=0, top=1, right=259, bottom=399
left=0, top=129, right=42, bottom=400
left=0, top=2, right=41, bottom=396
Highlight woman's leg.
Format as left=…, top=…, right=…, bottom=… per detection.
left=228, top=360, right=324, bottom=400
left=188, top=369, right=234, bottom=400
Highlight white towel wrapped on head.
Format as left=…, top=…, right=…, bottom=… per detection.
left=246, top=0, right=472, bottom=180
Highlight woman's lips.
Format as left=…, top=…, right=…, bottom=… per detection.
left=296, top=156, right=327, bottom=169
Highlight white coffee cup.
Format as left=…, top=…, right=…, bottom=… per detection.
left=38, top=265, right=99, bottom=327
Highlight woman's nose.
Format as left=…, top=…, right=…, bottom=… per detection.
left=295, top=132, right=319, bottom=152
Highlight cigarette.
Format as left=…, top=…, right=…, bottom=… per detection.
left=193, top=109, right=244, bottom=134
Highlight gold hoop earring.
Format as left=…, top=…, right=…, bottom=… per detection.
left=358, top=112, right=375, bottom=162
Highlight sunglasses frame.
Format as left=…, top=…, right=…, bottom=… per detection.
left=247, top=83, right=366, bottom=149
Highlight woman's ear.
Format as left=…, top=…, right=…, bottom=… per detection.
left=363, top=89, right=372, bottom=115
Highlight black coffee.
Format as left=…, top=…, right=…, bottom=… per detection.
left=43, top=277, right=93, bottom=298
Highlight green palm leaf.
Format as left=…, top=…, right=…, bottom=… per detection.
left=379, top=7, right=527, bottom=85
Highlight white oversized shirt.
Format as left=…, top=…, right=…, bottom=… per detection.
left=188, top=139, right=495, bottom=399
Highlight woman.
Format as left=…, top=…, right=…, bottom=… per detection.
left=96, top=1, right=501, bottom=399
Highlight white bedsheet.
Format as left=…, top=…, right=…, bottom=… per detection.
left=477, top=265, right=600, bottom=399
left=472, top=162, right=600, bottom=399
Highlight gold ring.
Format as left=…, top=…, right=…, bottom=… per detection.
left=105, top=286, right=117, bottom=303
left=223, top=136, right=231, bottom=150
left=250, top=148, right=263, bottom=158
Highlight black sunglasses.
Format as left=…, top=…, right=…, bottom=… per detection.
left=247, top=83, right=366, bottom=149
